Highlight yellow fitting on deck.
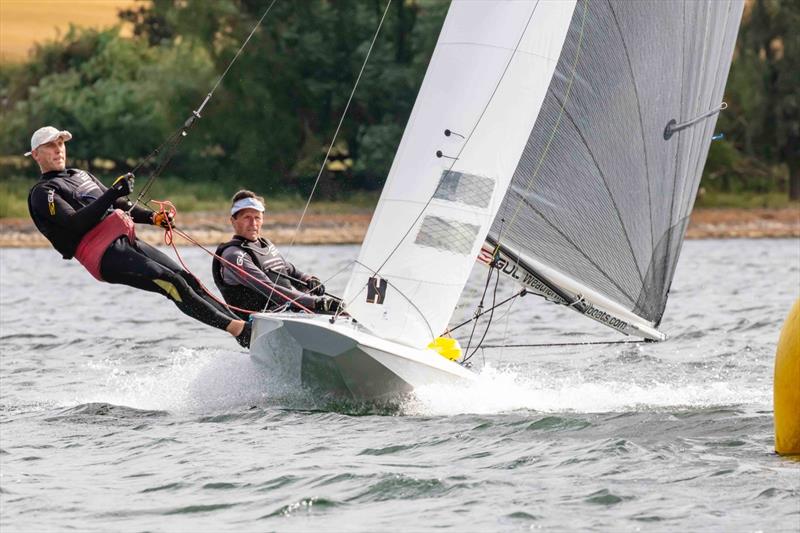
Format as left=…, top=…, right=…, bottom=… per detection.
left=428, top=337, right=462, bottom=361
left=774, top=298, right=800, bottom=456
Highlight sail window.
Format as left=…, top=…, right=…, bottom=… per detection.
left=414, top=216, right=479, bottom=255
left=433, top=170, right=494, bottom=208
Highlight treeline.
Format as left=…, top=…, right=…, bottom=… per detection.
left=707, top=0, right=798, bottom=200
left=0, top=0, right=797, bottom=200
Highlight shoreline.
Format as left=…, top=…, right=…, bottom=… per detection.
left=1, top=207, right=797, bottom=248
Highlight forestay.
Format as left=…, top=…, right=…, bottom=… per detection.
left=343, top=0, right=577, bottom=348
left=486, top=0, right=745, bottom=339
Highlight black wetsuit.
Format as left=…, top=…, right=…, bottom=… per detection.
left=212, top=236, right=318, bottom=319
left=28, top=168, right=238, bottom=332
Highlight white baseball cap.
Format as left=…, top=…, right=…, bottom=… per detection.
left=24, top=126, right=72, bottom=156
left=230, top=196, right=265, bottom=216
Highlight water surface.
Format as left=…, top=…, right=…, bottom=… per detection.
left=1, top=239, right=798, bottom=531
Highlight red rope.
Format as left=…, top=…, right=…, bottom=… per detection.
left=150, top=200, right=314, bottom=316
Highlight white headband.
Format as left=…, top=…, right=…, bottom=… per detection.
left=231, top=197, right=265, bottom=216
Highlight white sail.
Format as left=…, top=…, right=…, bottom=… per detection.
left=343, top=0, right=577, bottom=348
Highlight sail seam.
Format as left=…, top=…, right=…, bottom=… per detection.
left=677, top=1, right=713, bottom=208
left=439, top=41, right=561, bottom=62
left=551, top=92, right=646, bottom=286
left=664, top=1, right=739, bottom=320
left=661, top=0, right=688, bottom=314
left=513, top=194, right=637, bottom=306
left=683, top=2, right=733, bottom=217
left=368, top=0, right=544, bottom=276
left=607, top=1, right=656, bottom=257
left=495, top=0, right=588, bottom=249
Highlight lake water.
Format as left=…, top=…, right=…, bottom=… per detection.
left=1, top=239, right=798, bottom=531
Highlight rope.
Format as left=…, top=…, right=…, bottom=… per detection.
left=129, top=0, right=279, bottom=211
left=497, top=0, right=589, bottom=247
left=281, top=0, right=393, bottom=256
left=445, top=287, right=526, bottom=335
left=463, top=264, right=497, bottom=355
left=149, top=201, right=315, bottom=315
left=480, top=339, right=648, bottom=349
left=338, top=0, right=544, bottom=322
left=171, top=226, right=315, bottom=314
left=463, top=266, right=502, bottom=364
left=150, top=200, right=258, bottom=315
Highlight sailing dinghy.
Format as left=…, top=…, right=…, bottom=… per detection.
left=249, top=0, right=744, bottom=401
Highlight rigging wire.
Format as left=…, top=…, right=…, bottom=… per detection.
left=129, top=0, right=279, bottom=211
left=366, top=2, right=542, bottom=280
left=463, top=263, right=497, bottom=356
left=494, top=0, right=588, bottom=249
left=268, top=0, right=393, bottom=310
left=477, top=0, right=589, bottom=335
left=463, top=265, right=501, bottom=364
left=339, top=0, right=544, bottom=322
left=496, top=283, right=520, bottom=362
left=446, top=285, right=526, bottom=336
left=282, top=0, right=392, bottom=253
left=480, top=339, right=648, bottom=349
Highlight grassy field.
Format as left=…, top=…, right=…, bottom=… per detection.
left=694, top=190, right=797, bottom=209
left=2, top=176, right=797, bottom=219
left=0, top=177, right=380, bottom=218
left=0, top=0, right=139, bottom=63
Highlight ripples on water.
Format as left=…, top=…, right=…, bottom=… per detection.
left=1, top=240, right=798, bottom=531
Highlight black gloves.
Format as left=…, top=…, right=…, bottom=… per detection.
left=111, top=173, right=135, bottom=198
left=305, top=276, right=325, bottom=296
left=315, top=295, right=343, bottom=314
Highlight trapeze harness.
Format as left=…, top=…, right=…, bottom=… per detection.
left=212, top=236, right=316, bottom=318
left=28, top=169, right=148, bottom=280
left=28, top=169, right=239, bottom=333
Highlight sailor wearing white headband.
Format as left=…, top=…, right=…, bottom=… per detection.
left=213, top=189, right=342, bottom=318
left=25, top=125, right=252, bottom=348
left=230, top=196, right=265, bottom=216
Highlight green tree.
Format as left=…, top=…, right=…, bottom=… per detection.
left=0, top=25, right=215, bottom=180
left=715, top=0, right=800, bottom=200
left=107, top=0, right=447, bottom=193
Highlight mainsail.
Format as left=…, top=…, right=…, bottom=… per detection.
left=343, top=1, right=577, bottom=348
left=486, top=0, right=745, bottom=340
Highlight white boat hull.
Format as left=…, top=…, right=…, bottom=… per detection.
left=249, top=313, right=476, bottom=401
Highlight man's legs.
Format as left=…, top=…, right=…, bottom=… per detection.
left=100, top=238, right=243, bottom=334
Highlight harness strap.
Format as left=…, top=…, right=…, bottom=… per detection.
left=74, top=210, right=135, bottom=281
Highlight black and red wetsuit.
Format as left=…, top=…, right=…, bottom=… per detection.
left=28, top=168, right=238, bottom=332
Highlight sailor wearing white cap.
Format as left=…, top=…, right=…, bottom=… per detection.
left=24, top=126, right=73, bottom=157
left=25, top=125, right=253, bottom=347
